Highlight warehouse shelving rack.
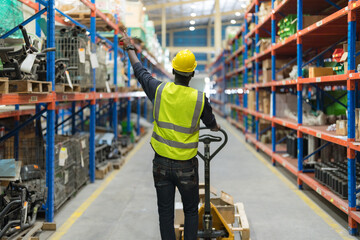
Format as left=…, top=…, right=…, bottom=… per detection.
left=209, top=0, right=360, bottom=235
left=0, top=0, right=170, bottom=223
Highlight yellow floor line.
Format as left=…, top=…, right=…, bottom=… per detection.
left=222, top=121, right=353, bottom=240
left=50, top=132, right=151, bottom=240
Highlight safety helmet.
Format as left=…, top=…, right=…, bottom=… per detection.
left=172, top=49, right=197, bottom=74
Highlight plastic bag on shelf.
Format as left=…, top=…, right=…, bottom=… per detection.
left=0, top=0, right=24, bottom=38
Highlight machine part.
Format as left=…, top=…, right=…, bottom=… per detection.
left=0, top=165, right=44, bottom=238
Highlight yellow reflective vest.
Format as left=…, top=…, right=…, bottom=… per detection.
left=151, top=82, right=205, bottom=160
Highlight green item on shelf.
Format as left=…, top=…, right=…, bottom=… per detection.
left=302, top=68, right=309, bottom=78
left=333, top=63, right=345, bottom=75
left=129, top=27, right=146, bottom=42
left=324, top=62, right=338, bottom=68
left=121, top=121, right=135, bottom=143
left=324, top=90, right=347, bottom=116
left=0, top=0, right=24, bottom=38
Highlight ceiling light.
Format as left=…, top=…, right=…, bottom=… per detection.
left=231, top=19, right=236, bottom=24
left=241, top=3, right=247, bottom=8
left=191, top=12, right=196, bottom=17
left=143, top=7, right=146, bottom=11
left=235, top=12, right=241, bottom=16
left=189, top=26, right=195, bottom=31
left=191, top=4, right=196, bottom=9
left=190, top=20, right=195, bottom=25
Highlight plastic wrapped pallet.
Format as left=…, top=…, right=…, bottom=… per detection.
left=0, top=0, right=24, bottom=39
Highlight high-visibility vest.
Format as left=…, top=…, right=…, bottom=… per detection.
left=151, top=82, right=205, bottom=160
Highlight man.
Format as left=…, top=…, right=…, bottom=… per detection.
left=121, top=30, right=220, bottom=240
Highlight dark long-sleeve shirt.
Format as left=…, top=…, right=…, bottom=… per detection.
left=133, top=62, right=217, bottom=129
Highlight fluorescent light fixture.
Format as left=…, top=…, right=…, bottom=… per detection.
left=235, top=12, right=241, bottom=16
left=190, top=20, right=195, bottom=25
left=191, top=4, right=196, bottom=9
left=189, top=26, right=195, bottom=31
left=231, top=19, right=236, bottom=24
left=191, top=12, right=196, bottom=17
left=143, top=7, right=146, bottom=11
left=241, top=3, right=247, bottom=8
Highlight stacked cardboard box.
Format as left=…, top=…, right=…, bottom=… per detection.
left=336, top=120, right=347, bottom=136
left=308, top=67, right=334, bottom=78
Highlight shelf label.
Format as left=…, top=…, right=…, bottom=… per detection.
left=62, top=95, right=68, bottom=100
left=99, top=94, right=103, bottom=98
left=29, top=96, right=38, bottom=102
left=316, top=187, right=322, bottom=195
left=316, top=133, right=322, bottom=138
left=316, top=21, right=323, bottom=27
left=350, top=73, right=353, bottom=78
left=282, top=80, right=286, bottom=85
left=59, top=147, right=68, bottom=166
left=316, top=77, right=321, bottom=82
left=330, top=198, right=334, bottom=203
left=282, top=162, right=286, bottom=167
left=85, top=94, right=89, bottom=99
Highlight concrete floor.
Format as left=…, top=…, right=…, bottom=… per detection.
left=45, top=117, right=359, bottom=240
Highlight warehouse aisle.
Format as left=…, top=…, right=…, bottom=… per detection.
left=48, top=118, right=355, bottom=240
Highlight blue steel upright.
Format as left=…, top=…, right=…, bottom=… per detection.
left=255, top=0, right=259, bottom=143
left=113, top=14, right=119, bottom=139
left=347, top=2, right=357, bottom=235
left=45, top=0, right=56, bottom=223
left=89, top=0, right=96, bottom=183
left=296, top=0, right=303, bottom=189
left=244, top=21, right=248, bottom=133
left=271, top=0, right=276, bottom=165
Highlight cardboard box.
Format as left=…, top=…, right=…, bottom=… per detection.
left=248, top=91, right=256, bottom=111
left=303, top=16, right=326, bottom=28
left=263, top=69, right=272, bottom=83
left=199, top=183, right=217, bottom=203
left=174, top=224, right=181, bottom=240
left=220, top=191, right=234, bottom=205
left=124, top=1, right=144, bottom=28
left=210, top=198, right=235, bottom=224
left=262, top=59, right=289, bottom=70
left=308, top=67, right=334, bottom=78
left=263, top=98, right=270, bottom=114
left=259, top=38, right=271, bottom=52
left=336, top=120, right=347, bottom=136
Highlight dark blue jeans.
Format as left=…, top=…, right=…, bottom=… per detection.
left=153, top=153, right=199, bottom=240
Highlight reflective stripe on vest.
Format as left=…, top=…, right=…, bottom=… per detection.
left=152, top=131, right=198, bottom=149
left=154, top=83, right=203, bottom=134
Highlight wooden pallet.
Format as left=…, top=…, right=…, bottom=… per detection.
left=1, top=222, right=56, bottom=240
left=95, top=161, right=112, bottom=180
left=232, top=202, right=250, bottom=240
left=64, top=13, right=116, bottom=31
left=0, top=78, right=9, bottom=94
left=9, top=80, right=52, bottom=94
left=109, top=158, right=124, bottom=170
left=55, top=84, right=80, bottom=93
left=121, top=144, right=134, bottom=156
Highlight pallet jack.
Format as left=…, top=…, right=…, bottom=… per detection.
left=196, top=127, right=234, bottom=240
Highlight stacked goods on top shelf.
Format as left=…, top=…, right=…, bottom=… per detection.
left=258, top=1, right=271, bottom=24
left=277, top=15, right=325, bottom=41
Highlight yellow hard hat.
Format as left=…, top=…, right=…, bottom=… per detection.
left=172, top=49, right=197, bottom=73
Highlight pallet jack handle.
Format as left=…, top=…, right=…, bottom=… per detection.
left=197, top=127, right=228, bottom=239
left=197, top=127, right=228, bottom=162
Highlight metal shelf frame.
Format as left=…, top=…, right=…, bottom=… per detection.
left=0, top=0, right=170, bottom=223
left=209, top=0, right=360, bottom=235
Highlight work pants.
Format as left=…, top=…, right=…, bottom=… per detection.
left=153, top=153, right=199, bottom=240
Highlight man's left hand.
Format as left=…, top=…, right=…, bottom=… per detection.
left=120, top=30, right=132, bottom=49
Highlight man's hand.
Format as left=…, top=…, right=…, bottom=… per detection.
left=120, top=30, right=133, bottom=49
left=211, top=124, right=221, bottom=132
